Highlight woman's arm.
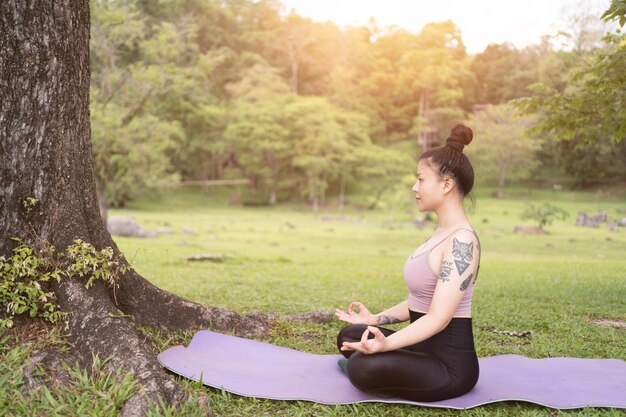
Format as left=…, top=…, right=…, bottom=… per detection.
left=341, top=229, right=479, bottom=354
left=336, top=300, right=410, bottom=325
left=372, top=300, right=410, bottom=325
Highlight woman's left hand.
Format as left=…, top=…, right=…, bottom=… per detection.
left=340, top=326, right=389, bottom=355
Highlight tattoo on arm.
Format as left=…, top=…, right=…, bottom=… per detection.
left=460, top=273, right=473, bottom=291
left=452, top=238, right=473, bottom=275
left=439, top=261, right=454, bottom=283
left=377, top=315, right=401, bottom=325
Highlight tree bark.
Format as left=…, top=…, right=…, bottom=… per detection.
left=417, top=91, right=428, bottom=149
left=287, top=37, right=299, bottom=94
left=96, top=184, right=108, bottom=226
left=0, top=2, right=269, bottom=414
left=339, top=177, right=346, bottom=209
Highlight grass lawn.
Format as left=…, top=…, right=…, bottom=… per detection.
left=2, top=186, right=625, bottom=416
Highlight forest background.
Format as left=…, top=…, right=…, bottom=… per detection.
left=91, top=0, right=626, bottom=214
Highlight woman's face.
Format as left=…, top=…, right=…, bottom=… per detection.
left=412, top=159, right=447, bottom=212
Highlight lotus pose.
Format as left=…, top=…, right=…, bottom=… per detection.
left=336, top=124, right=481, bottom=402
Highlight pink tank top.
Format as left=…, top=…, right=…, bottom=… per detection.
left=403, top=228, right=480, bottom=317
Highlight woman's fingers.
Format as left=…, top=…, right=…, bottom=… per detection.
left=335, top=308, right=357, bottom=323
left=347, top=301, right=360, bottom=314
left=341, top=341, right=364, bottom=353
left=336, top=303, right=373, bottom=324
left=339, top=327, right=385, bottom=354
left=348, top=301, right=368, bottom=314
left=360, top=327, right=370, bottom=344
left=368, top=326, right=384, bottom=339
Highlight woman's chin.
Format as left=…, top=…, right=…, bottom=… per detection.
left=416, top=201, right=432, bottom=212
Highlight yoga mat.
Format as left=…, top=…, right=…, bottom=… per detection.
left=158, top=330, right=626, bottom=410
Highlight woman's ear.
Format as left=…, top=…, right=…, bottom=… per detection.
left=442, top=177, right=457, bottom=195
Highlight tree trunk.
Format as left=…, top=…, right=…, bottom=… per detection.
left=309, top=175, right=319, bottom=212
left=417, top=91, right=427, bottom=149
left=97, top=184, right=108, bottom=226
left=0, top=2, right=269, bottom=415
left=269, top=162, right=278, bottom=205
left=497, top=164, right=507, bottom=197
left=288, top=39, right=299, bottom=94
left=367, top=184, right=389, bottom=210
left=287, top=32, right=302, bottom=94
left=269, top=185, right=277, bottom=205
left=339, top=177, right=346, bottom=209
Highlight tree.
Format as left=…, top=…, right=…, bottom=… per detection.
left=520, top=202, right=570, bottom=230
left=470, top=43, right=541, bottom=105
left=224, top=63, right=295, bottom=203
left=289, top=97, right=350, bottom=210
left=90, top=0, right=195, bottom=212
left=0, top=2, right=271, bottom=414
left=465, top=104, right=540, bottom=196
left=396, top=27, right=473, bottom=149
left=517, top=32, right=626, bottom=147
left=602, top=0, right=626, bottom=27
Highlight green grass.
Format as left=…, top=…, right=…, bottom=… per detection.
left=2, top=186, right=625, bottom=416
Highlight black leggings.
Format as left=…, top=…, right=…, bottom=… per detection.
left=336, top=310, right=479, bottom=402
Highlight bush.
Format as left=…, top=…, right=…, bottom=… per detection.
left=520, top=202, right=570, bottom=229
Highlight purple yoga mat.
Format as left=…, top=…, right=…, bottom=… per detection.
left=157, top=330, right=626, bottom=409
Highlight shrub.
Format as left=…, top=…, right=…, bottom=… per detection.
left=520, top=202, right=570, bottom=229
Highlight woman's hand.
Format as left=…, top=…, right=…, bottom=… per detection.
left=335, top=301, right=374, bottom=325
left=340, top=326, right=388, bottom=355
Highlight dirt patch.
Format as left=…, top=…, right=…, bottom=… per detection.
left=284, top=311, right=333, bottom=324
left=514, top=225, right=547, bottom=235
left=2, top=315, right=59, bottom=350
left=590, top=318, right=626, bottom=329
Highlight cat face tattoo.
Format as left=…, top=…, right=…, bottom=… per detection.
left=452, top=238, right=473, bottom=275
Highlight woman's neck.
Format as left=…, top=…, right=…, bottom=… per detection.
left=434, top=199, right=469, bottom=231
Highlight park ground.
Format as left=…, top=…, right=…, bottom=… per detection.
left=2, top=185, right=625, bottom=416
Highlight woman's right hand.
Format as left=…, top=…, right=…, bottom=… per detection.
left=335, top=301, right=374, bottom=325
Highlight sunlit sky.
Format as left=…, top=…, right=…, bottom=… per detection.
left=280, top=0, right=612, bottom=53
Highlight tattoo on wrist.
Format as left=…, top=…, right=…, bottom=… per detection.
left=377, top=315, right=401, bottom=325
left=439, top=261, right=454, bottom=283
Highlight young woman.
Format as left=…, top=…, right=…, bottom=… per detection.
left=335, top=124, right=481, bottom=402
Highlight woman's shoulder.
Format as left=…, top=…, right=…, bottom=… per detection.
left=440, top=227, right=480, bottom=253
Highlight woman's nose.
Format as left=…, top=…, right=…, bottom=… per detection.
left=412, top=182, right=419, bottom=192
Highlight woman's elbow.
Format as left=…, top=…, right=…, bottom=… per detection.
left=428, top=313, right=452, bottom=333
left=437, top=317, right=452, bottom=332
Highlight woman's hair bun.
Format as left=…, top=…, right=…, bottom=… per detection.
left=445, top=124, right=473, bottom=152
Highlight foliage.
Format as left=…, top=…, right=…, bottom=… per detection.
left=517, top=31, right=626, bottom=146
left=90, top=0, right=195, bottom=207
left=91, top=102, right=183, bottom=207
left=0, top=343, right=137, bottom=417
left=520, top=202, right=570, bottom=228
left=465, top=104, right=541, bottom=193
left=0, top=240, right=62, bottom=329
left=0, top=239, right=128, bottom=329
left=551, top=135, right=626, bottom=182
left=88, top=0, right=623, bottom=207
left=471, top=43, right=540, bottom=104
left=602, top=0, right=626, bottom=27
left=515, top=29, right=626, bottom=182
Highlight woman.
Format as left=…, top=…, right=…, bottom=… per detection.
left=335, top=124, right=481, bottom=402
